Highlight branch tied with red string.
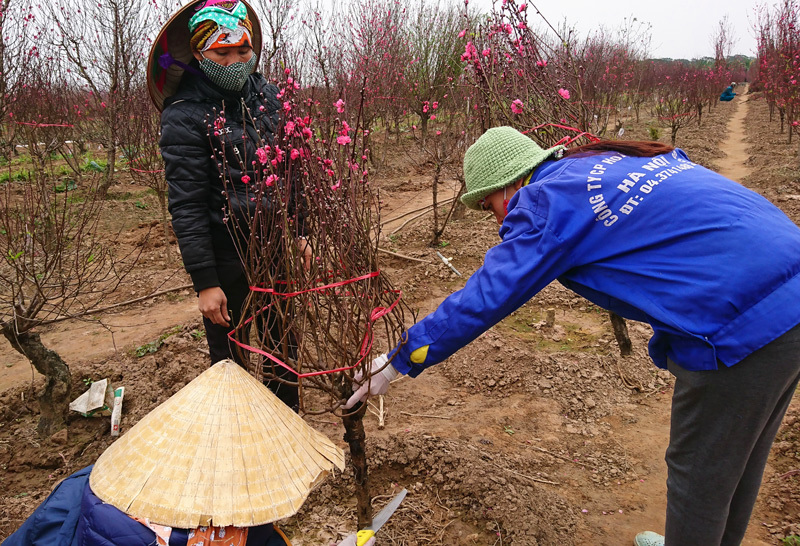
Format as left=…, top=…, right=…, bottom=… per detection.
left=210, top=67, right=412, bottom=415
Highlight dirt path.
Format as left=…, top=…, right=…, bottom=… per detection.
left=717, top=87, right=752, bottom=182
left=379, top=179, right=462, bottom=235
left=0, top=295, right=199, bottom=392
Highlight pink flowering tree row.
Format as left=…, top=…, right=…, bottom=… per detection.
left=457, top=0, right=584, bottom=145
left=753, top=0, right=800, bottom=149
left=455, top=0, right=742, bottom=148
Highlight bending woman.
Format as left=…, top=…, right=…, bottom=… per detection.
left=348, top=126, right=800, bottom=546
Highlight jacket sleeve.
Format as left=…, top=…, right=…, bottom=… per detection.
left=1, top=466, right=92, bottom=546
left=390, top=194, right=574, bottom=377
left=160, top=102, right=220, bottom=292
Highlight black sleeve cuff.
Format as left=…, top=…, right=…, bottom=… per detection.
left=190, top=267, right=220, bottom=293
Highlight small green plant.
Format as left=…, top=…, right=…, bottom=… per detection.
left=82, top=377, right=94, bottom=387
left=83, top=159, right=106, bottom=173
left=6, top=249, right=23, bottom=262
left=438, top=241, right=451, bottom=248
left=782, top=536, right=800, bottom=546
left=388, top=234, right=399, bottom=243
left=134, top=325, right=184, bottom=357
left=648, top=125, right=661, bottom=141
left=53, top=179, right=78, bottom=193
left=160, top=325, right=182, bottom=341
left=503, top=425, right=515, bottom=435
left=190, top=329, right=206, bottom=340
left=134, top=340, right=163, bottom=357
left=0, top=169, right=30, bottom=184
left=135, top=200, right=148, bottom=210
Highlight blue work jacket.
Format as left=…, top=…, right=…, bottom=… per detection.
left=391, top=149, right=800, bottom=375
left=2, top=466, right=287, bottom=546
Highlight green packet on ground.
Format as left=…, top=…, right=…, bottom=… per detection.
left=110, top=386, right=125, bottom=436
left=69, top=379, right=126, bottom=435
left=69, top=379, right=115, bottom=418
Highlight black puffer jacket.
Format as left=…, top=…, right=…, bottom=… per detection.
left=160, top=70, right=304, bottom=292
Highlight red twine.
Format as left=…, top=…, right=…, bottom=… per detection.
left=524, top=122, right=602, bottom=146
left=227, top=270, right=402, bottom=378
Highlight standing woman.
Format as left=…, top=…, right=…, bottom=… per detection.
left=147, top=0, right=309, bottom=409
left=347, top=127, right=800, bottom=546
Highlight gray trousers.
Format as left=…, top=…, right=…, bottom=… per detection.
left=664, top=323, right=800, bottom=545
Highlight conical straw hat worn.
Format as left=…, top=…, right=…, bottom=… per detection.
left=89, top=360, right=344, bottom=528
left=146, top=0, right=263, bottom=112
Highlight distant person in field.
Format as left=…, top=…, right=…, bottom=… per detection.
left=146, top=0, right=310, bottom=410
left=720, top=81, right=737, bottom=101
left=346, top=126, right=800, bottom=546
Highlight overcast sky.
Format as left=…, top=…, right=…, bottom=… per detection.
left=476, top=0, right=760, bottom=59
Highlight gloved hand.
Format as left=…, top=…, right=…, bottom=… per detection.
left=344, top=354, right=398, bottom=409
left=335, top=533, right=375, bottom=546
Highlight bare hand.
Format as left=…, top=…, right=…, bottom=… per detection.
left=297, top=237, right=312, bottom=272
left=198, top=286, right=230, bottom=327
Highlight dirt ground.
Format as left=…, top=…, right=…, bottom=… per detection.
left=1, top=88, right=799, bottom=545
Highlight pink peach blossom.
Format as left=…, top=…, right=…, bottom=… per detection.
left=256, top=147, right=269, bottom=164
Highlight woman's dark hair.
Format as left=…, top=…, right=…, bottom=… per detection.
left=563, top=140, right=675, bottom=158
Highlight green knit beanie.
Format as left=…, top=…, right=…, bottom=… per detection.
left=461, top=127, right=565, bottom=210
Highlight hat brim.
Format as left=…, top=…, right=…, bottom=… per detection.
left=146, top=0, right=263, bottom=112
left=89, top=360, right=344, bottom=528
left=461, top=144, right=564, bottom=210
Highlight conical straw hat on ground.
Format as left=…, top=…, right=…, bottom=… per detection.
left=89, top=359, right=344, bottom=528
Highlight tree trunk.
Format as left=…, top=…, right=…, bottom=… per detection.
left=429, top=165, right=441, bottom=247
left=342, top=407, right=372, bottom=528
left=1, top=325, right=71, bottom=436
left=419, top=115, right=429, bottom=144
left=609, top=312, right=632, bottom=356
left=451, top=180, right=468, bottom=221
left=98, top=144, right=117, bottom=197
